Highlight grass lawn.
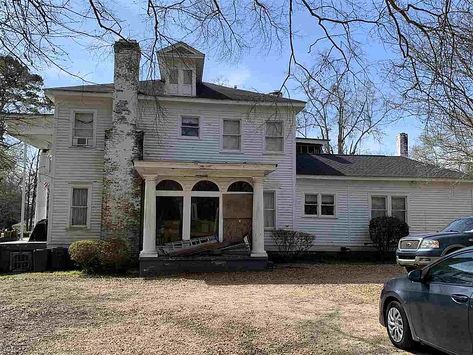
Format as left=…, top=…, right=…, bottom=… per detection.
left=0, top=264, right=436, bottom=354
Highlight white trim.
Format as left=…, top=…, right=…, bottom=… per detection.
left=67, top=183, right=92, bottom=229
left=70, top=109, right=97, bottom=148
left=264, top=120, right=284, bottom=154
left=297, top=175, right=472, bottom=183
left=220, top=118, right=242, bottom=152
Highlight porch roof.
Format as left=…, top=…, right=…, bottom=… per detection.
left=134, top=160, right=277, bottom=178
left=5, top=113, right=54, bottom=149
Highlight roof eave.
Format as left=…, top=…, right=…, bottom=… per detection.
left=296, top=174, right=471, bottom=183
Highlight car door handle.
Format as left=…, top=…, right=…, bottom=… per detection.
left=451, top=294, right=469, bottom=304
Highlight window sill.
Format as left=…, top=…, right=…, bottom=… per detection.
left=70, top=145, right=97, bottom=149
left=302, top=215, right=338, bottom=219
left=179, top=136, right=200, bottom=140
left=220, top=149, right=243, bottom=154
left=263, top=151, right=285, bottom=156
left=67, top=226, right=90, bottom=231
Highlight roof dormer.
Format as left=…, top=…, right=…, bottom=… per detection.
left=157, top=42, right=205, bottom=97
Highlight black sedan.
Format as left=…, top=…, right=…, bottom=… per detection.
left=397, top=216, right=473, bottom=270
left=380, top=247, right=473, bottom=354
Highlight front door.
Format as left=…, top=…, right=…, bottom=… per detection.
left=223, top=194, right=252, bottom=244
left=408, top=251, right=473, bottom=354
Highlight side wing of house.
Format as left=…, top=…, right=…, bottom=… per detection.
left=295, top=178, right=473, bottom=251
left=47, top=96, right=112, bottom=248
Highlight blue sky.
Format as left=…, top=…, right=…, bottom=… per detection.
left=41, top=2, right=422, bottom=156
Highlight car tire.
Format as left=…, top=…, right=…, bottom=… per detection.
left=385, top=301, right=415, bottom=350
left=404, top=266, right=416, bottom=272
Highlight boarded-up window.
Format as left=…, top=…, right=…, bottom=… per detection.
left=265, top=121, right=283, bottom=152
left=71, top=188, right=88, bottom=226
left=223, top=119, right=241, bottom=150
left=264, top=191, right=275, bottom=228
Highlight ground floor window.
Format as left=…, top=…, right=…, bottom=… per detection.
left=371, top=195, right=407, bottom=222
left=264, top=191, right=275, bottom=228
left=304, top=193, right=336, bottom=216
left=70, top=187, right=89, bottom=227
left=191, top=196, right=219, bottom=238
left=156, top=196, right=183, bottom=244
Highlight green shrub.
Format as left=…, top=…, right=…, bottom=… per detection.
left=369, top=216, right=409, bottom=258
left=69, top=237, right=130, bottom=274
left=271, top=229, right=315, bottom=258
left=69, top=240, right=103, bottom=273
left=100, top=237, right=130, bottom=273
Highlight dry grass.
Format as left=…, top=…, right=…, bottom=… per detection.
left=0, top=264, right=431, bottom=354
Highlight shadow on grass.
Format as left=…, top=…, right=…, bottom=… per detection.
left=140, top=263, right=405, bottom=286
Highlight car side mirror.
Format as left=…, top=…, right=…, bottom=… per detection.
left=408, top=269, right=423, bottom=282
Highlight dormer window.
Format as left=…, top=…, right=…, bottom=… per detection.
left=183, top=70, right=192, bottom=85
left=169, top=69, right=178, bottom=84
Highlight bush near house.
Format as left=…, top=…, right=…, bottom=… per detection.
left=69, top=237, right=130, bottom=273
left=369, top=216, right=409, bottom=259
left=271, top=229, right=315, bottom=259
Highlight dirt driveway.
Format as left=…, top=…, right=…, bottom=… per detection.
left=0, top=264, right=437, bottom=354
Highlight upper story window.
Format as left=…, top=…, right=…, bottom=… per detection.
left=169, top=69, right=178, bottom=84
left=222, top=119, right=241, bottom=150
left=265, top=121, right=283, bottom=152
left=72, top=111, right=94, bottom=147
left=181, top=116, right=199, bottom=137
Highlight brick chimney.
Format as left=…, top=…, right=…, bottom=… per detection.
left=397, top=133, right=408, bottom=157
left=102, top=39, right=144, bottom=257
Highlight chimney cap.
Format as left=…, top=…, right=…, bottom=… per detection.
left=114, top=39, right=140, bottom=53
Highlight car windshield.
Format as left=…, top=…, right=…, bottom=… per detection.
left=441, top=218, right=473, bottom=233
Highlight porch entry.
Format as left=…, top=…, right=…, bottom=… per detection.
left=134, top=160, right=276, bottom=259
left=156, top=180, right=253, bottom=245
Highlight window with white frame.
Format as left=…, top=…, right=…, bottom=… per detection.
left=181, top=116, right=199, bottom=137
left=72, top=112, right=94, bottom=146
left=371, top=195, right=407, bottom=222
left=304, top=193, right=336, bottom=216
left=264, top=191, right=276, bottom=228
left=70, top=187, right=89, bottom=227
left=222, top=119, right=241, bottom=150
left=265, top=121, right=283, bottom=152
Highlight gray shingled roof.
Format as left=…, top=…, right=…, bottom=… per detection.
left=296, top=153, right=465, bottom=180
left=46, top=80, right=305, bottom=104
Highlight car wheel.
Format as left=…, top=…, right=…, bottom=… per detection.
left=404, top=266, right=416, bottom=272
left=385, top=301, right=415, bottom=350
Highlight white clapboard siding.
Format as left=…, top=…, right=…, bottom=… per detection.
left=48, top=97, right=112, bottom=247
left=293, top=178, right=473, bottom=251
left=138, top=100, right=297, bottom=234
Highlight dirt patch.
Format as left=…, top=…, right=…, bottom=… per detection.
left=0, top=264, right=420, bottom=354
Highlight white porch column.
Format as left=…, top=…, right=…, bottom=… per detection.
left=141, top=175, right=157, bottom=257
left=34, top=149, right=49, bottom=225
left=182, top=194, right=191, bottom=241
left=251, top=177, right=267, bottom=257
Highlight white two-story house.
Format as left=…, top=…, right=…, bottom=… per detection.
left=10, top=40, right=473, bottom=275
